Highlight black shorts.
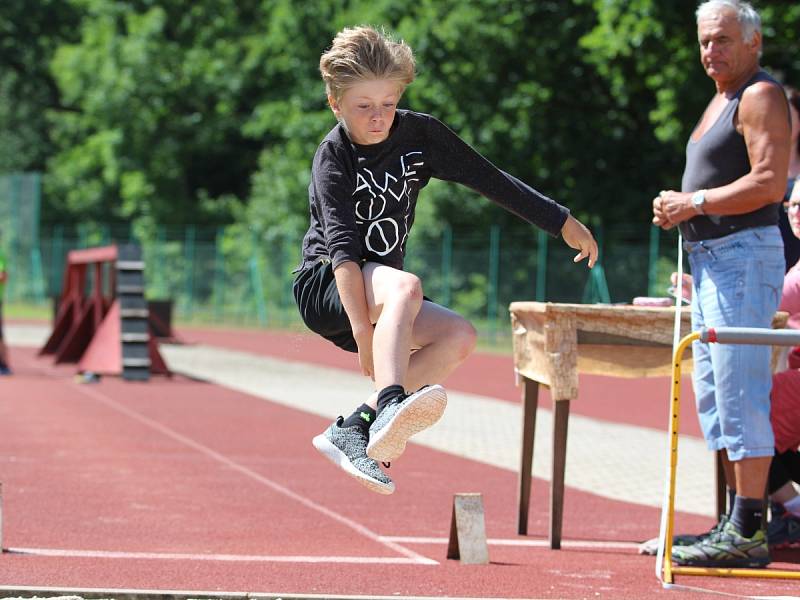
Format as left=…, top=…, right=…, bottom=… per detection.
left=293, top=259, right=359, bottom=353
left=0, top=302, right=4, bottom=340
left=293, top=259, right=432, bottom=354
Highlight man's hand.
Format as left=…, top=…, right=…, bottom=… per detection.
left=652, top=190, right=694, bottom=229
left=670, top=271, right=693, bottom=302
left=560, top=215, right=598, bottom=268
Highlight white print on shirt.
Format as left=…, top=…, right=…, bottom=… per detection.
left=353, top=151, right=423, bottom=257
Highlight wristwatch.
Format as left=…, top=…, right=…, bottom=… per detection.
left=691, top=189, right=707, bottom=215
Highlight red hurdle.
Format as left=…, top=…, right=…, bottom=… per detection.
left=40, top=244, right=169, bottom=380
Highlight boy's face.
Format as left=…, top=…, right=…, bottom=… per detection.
left=329, top=79, right=402, bottom=145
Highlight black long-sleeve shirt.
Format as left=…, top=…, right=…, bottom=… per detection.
left=298, top=109, right=570, bottom=271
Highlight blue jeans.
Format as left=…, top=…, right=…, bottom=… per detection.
left=685, top=226, right=784, bottom=460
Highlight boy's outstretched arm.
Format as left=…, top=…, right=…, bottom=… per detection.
left=560, top=216, right=598, bottom=268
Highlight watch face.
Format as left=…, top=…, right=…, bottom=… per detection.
left=692, top=191, right=705, bottom=213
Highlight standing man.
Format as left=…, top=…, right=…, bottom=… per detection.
left=0, top=229, right=10, bottom=375
left=653, top=0, right=790, bottom=568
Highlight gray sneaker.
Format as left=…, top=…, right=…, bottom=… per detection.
left=312, top=417, right=395, bottom=495
left=638, top=515, right=729, bottom=555
left=671, top=519, right=770, bottom=568
left=367, top=384, right=447, bottom=463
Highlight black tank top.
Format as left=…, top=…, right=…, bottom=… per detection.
left=680, top=70, right=783, bottom=242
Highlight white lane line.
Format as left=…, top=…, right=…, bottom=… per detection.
left=6, top=547, right=423, bottom=564
left=380, top=536, right=641, bottom=550
left=71, top=384, right=437, bottom=566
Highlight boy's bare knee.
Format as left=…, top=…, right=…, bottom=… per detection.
left=452, top=320, right=478, bottom=360
left=391, top=272, right=423, bottom=308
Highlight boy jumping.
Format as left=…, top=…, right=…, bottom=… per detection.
left=293, top=26, right=597, bottom=494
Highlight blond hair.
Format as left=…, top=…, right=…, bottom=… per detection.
left=320, top=26, right=416, bottom=102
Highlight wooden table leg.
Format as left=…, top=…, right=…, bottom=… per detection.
left=517, top=377, right=539, bottom=535
left=715, top=450, right=727, bottom=518
left=550, top=398, right=570, bottom=550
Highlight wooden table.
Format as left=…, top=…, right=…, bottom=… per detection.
left=508, top=301, right=787, bottom=549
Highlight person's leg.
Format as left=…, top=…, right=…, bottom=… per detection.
left=361, top=263, right=465, bottom=462
left=778, top=450, right=800, bottom=488
left=688, top=247, right=723, bottom=453
left=668, top=252, right=733, bottom=550
left=767, top=451, right=800, bottom=548
left=293, top=260, right=394, bottom=494
left=673, top=228, right=782, bottom=567
left=721, top=230, right=783, bottom=536
left=687, top=247, right=730, bottom=514
left=404, top=301, right=477, bottom=391
left=769, top=450, right=800, bottom=507
left=765, top=369, right=800, bottom=546
left=770, top=368, right=800, bottom=464
left=362, top=262, right=423, bottom=393
left=770, top=473, right=797, bottom=504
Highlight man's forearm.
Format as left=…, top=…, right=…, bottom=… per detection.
left=702, top=172, right=787, bottom=216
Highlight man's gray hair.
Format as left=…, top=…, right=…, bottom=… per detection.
left=696, top=0, right=761, bottom=43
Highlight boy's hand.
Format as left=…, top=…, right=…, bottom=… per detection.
left=353, top=326, right=375, bottom=380
left=560, top=216, right=598, bottom=268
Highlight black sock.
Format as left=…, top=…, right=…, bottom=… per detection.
left=377, top=384, right=405, bottom=414
left=730, top=495, right=764, bottom=538
left=342, top=404, right=376, bottom=432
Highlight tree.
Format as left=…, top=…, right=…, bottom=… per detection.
left=4, top=0, right=797, bottom=240
left=0, top=0, right=81, bottom=175
left=45, top=0, right=269, bottom=228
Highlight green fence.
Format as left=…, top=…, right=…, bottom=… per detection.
left=5, top=221, right=683, bottom=342
left=0, top=172, right=46, bottom=303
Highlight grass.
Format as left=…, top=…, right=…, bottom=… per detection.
left=4, top=301, right=52, bottom=321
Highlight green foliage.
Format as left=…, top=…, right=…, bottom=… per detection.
left=0, top=0, right=81, bottom=173
left=2, top=0, right=799, bottom=254
left=46, top=0, right=268, bottom=226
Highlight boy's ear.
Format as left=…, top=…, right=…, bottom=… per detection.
left=327, top=94, right=340, bottom=117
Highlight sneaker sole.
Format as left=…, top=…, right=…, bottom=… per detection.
left=367, top=385, right=447, bottom=462
left=312, top=434, right=395, bottom=495
left=672, top=556, right=771, bottom=569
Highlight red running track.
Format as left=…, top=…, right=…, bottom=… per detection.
left=0, top=335, right=798, bottom=599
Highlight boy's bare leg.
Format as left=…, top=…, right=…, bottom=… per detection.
left=405, top=301, right=476, bottom=391
left=362, top=263, right=423, bottom=391
left=363, top=391, right=378, bottom=410
left=361, top=264, right=463, bottom=461
left=362, top=263, right=476, bottom=393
